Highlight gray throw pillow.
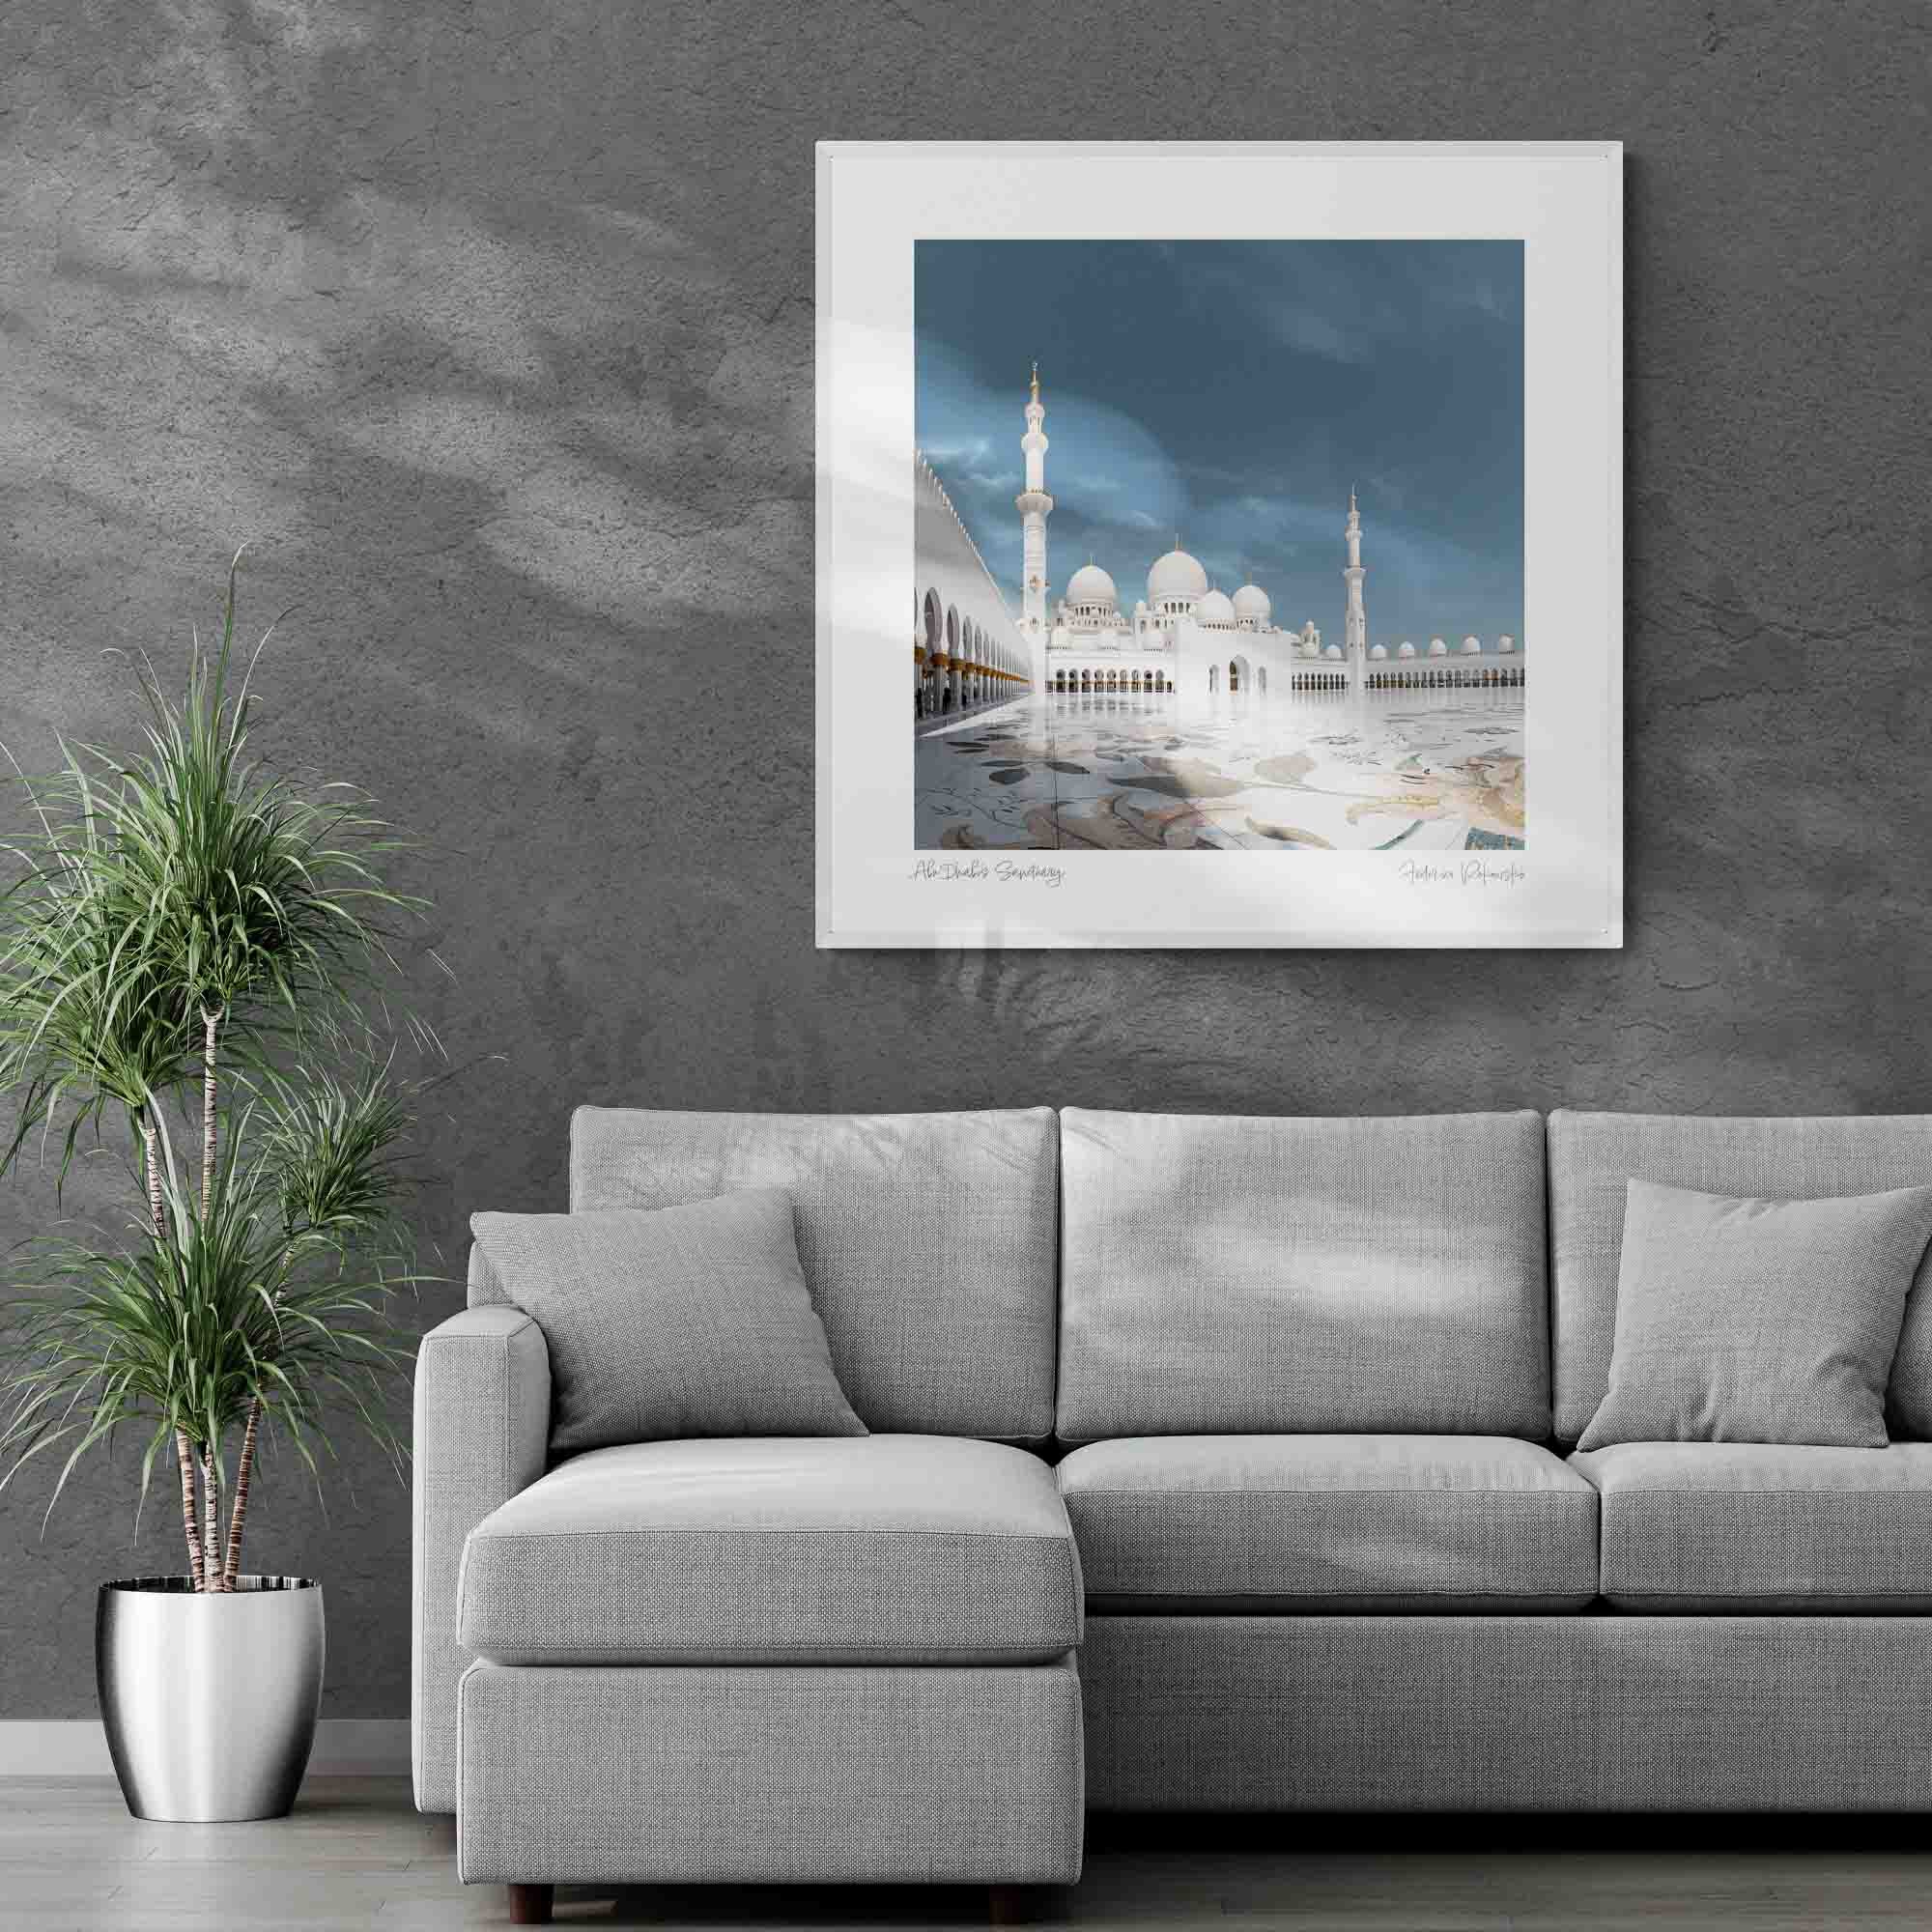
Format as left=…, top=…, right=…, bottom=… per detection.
left=470, top=1190, right=867, bottom=1455
left=1577, top=1178, right=1932, bottom=1451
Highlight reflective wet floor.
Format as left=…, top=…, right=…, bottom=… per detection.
left=914, top=690, right=1525, bottom=853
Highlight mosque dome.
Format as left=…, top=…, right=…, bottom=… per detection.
left=1066, top=561, right=1118, bottom=608
left=1427, top=637, right=1448, bottom=658
left=1498, top=634, right=1516, bottom=654
left=1398, top=640, right=1417, bottom=660
left=1148, top=547, right=1209, bottom=606
left=1369, top=643, right=1389, bottom=661
left=1323, top=642, right=1343, bottom=661
left=1232, top=582, right=1271, bottom=625
left=1195, top=588, right=1236, bottom=628
left=1461, top=635, right=1483, bottom=655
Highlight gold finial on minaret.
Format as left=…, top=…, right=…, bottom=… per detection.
left=1030, top=360, right=1039, bottom=404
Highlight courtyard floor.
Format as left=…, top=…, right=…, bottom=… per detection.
left=914, top=690, right=1525, bottom=854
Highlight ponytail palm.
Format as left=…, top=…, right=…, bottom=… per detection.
left=0, top=552, right=428, bottom=1588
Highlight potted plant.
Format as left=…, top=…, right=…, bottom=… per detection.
left=0, top=554, right=427, bottom=1820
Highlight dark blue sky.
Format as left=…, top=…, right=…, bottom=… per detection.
left=915, top=241, right=1523, bottom=646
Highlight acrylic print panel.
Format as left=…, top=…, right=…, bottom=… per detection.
left=912, top=240, right=1525, bottom=858
left=816, top=143, right=1622, bottom=948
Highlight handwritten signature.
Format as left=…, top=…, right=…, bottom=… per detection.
left=910, top=858, right=1066, bottom=890
left=1400, top=858, right=1527, bottom=889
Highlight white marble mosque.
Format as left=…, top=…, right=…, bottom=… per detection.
left=913, top=370, right=1524, bottom=854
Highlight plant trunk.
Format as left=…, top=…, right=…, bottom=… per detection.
left=200, top=1009, right=221, bottom=1220
left=225, top=1238, right=298, bottom=1586
left=140, top=1118, right=165, bottom=1240
left=193, top=1018, right=228, bottom=1587
left=174, top=1431, right=205, bottom=1590
left=223, top=1399, right=263, bottom=1588
left=201, top=1446, right=225, bottom=1592
left=147, top=1117, right=203, bottom=1590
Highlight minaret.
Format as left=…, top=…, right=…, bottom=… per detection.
left=1015, top=362, right=1053, bottom=637
left=1343, top=487, right=1368, bottom=675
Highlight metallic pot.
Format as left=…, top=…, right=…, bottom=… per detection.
left=97, top=1577, right=324, bottom=1821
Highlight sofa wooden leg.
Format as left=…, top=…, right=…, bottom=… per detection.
left=507, top=1882, right=553, bottom=1924
left=989, top=1884, right=1055, bottom=1923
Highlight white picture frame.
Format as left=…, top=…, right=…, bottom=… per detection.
left=816, top=141, right=1622, bottom=949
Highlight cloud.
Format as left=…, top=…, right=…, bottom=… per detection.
left=1179, top=242, right=1521, bottom=368
left=915, top=242, right=1523, bottom=641
left=919, top=433, right=995, bottom=473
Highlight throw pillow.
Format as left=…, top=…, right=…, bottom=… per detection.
left=1577, top=1178, right=1932, bottom=1451
left=470, top=1189, right=867, bottom=1455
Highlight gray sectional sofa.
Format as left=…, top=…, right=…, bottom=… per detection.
left=413, top=1105, right=1932, bottom=1919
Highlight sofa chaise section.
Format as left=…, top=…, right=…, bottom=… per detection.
left=413, top=1105, right=1082, bottom=1915
left=454, top=1432, right=1085, bottom=1888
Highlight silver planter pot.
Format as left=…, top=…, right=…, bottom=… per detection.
left=97, top=1577, right=325, bottom=1821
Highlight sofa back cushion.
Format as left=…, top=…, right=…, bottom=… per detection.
left=1056, top=1109, right=1549, bottom=1441
left=546, top=1106, right=1058, bottom=1439
left=1548, top=1111, right=1932, bottom=1442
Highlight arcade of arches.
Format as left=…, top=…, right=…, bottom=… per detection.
left=916, top=586, right=1029, bottom=721
left=1049, top=667, right=1171, bottom=694
left=1365, top=666, right=1524, bottom=690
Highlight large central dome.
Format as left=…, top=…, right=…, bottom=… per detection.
left=1147, top=546, right=1209, bottom=606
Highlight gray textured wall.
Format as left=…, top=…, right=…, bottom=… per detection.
left=2, top=0, right=1928, bottom=1719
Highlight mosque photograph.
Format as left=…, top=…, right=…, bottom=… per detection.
left=912, top=240, right=1526, bottom=854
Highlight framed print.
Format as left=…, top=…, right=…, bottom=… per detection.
left=815, top=142, right=1622, bottom=949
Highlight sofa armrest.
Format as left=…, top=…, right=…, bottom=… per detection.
left=411, top=1301, right=551, bottom=1812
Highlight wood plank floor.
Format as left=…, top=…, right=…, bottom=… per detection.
left=6, top=1778, right=1932, bottom=1930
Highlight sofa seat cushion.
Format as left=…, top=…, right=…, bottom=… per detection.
left=458, top=1434, right=1081, bottom=1665
left=1573, top=1440, right=1932, bottom=1610
left=1057, top=1435, right=1599, bottom=1612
